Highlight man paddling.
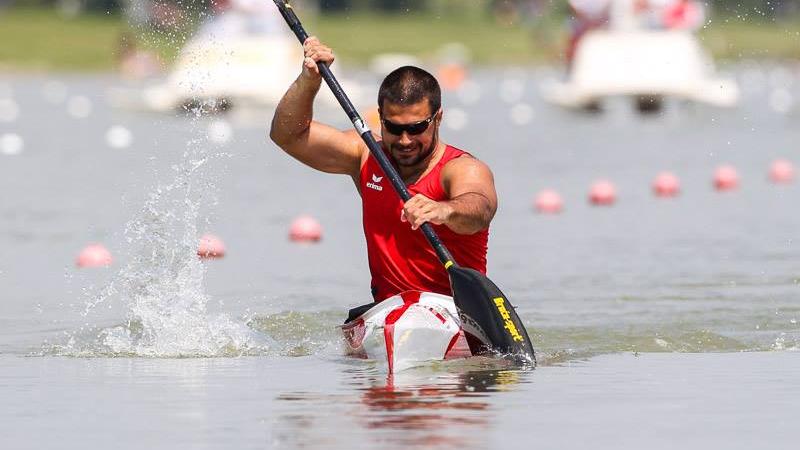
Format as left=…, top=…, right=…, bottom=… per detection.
left=270, top=37, right=497, bottom=303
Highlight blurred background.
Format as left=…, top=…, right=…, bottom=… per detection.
left=1, top=0, right=799, bottom=71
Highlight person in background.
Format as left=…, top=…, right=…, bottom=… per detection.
left=661, top=0, right=706, bottom=30
left=566, top=0, right=611, bottom=68
left=116, top=32, right=162, bottom=79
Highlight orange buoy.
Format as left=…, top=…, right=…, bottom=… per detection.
left=364, top=107, right=381, bottom=133
left=589, top=180, right=617, bottom=206
left=197, top=233, right=226, bottom=259
left=437, top=63, right=467, bottom=91
left=76, top=244, right=113, bottom=268
left=769, top=159, right=795, bottom=184
left=714, top=165, right=739, bottom=191
left=653, top=172, right=680, bottom=197
left=289, top=215, right=322, bottom=243
left=534, top=189, right=563, bottom=214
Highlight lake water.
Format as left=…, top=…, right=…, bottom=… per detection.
left=0, top=65, right=798, bottom=448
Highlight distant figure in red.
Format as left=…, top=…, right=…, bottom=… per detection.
left=116, top=32, right=162, bottom=79
left=662, top=0, right=705, bottom=30
left=566, top=0, right=611, bottom=68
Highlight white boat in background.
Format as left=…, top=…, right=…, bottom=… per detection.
left=111, top=1, right=359, bottom=113
left=542, top=29, right=739, bottom=110
left=542, top=0, right=738, bottom=111
left=341, top=291, right=489, bottom=373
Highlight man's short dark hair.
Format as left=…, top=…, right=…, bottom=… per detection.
left=378, top=66, right=441, bottom=115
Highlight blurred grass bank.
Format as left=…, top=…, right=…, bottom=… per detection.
left=0, top=6, right=798, bottom=72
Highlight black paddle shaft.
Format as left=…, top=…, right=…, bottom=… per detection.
left=272, top=0, right=455, bottom=269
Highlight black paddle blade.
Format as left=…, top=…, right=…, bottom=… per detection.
left=449, top=266, right=536, bottom=365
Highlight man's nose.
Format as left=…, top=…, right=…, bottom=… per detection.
left=398, top=131, right=413, bottom=145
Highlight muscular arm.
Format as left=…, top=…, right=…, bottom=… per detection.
left=442, top=192, right=496, bottom=234
left=441, top=157, right=497, bottom=234
left=402, top=156, right=498, bottom=235
left=268, top=37, right=362, bottom=178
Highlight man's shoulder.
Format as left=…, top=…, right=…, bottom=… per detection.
left=344, top=129, right=376, bottom=172
left=440, top=147, right=495, bottom=199
left=442, top=148, right=490, bottom=174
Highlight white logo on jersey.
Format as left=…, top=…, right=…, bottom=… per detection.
left=367, top=173, right=384, bottom=191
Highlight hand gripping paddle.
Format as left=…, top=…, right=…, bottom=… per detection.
left=272, top=0, right=536, bottom=365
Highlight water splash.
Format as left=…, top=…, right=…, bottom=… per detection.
left=48, top=130, right=269, bottom=357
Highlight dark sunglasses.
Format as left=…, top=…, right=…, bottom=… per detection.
left=380, top=111, right=438, bottom=136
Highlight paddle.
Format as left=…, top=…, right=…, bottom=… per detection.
left=272, top=0, right=535, bottom=365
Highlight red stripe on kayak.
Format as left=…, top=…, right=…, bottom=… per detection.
left=444, top=331, right=461, bottom=357
left=383, top=323, right=395, bottom=373
left=399, top=290, right=422, bottom=303
left=425, top=306, right=447, bottom=324
left=383, top=292, right=421, bottom=373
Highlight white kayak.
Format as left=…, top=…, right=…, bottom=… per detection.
left=341, top=291, right=491, bottom=373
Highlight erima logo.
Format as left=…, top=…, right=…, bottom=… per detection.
left=366, top=174, right=383, bottom=191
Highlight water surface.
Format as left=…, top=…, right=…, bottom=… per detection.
left=0, top=67, right=798, bottom=448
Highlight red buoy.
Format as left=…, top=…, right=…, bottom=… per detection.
left=534, top=189, right=563, bottom=214
left=289, top=215, right=322, bottom=242
left=76, top=244, right=113, bottom=268
left=653, top=172, right=680, bottom=197
left=197, top=233, right=226, bottom=259
left=769, top=159, right=795, bottom=184
left=714, top=165, right=739, bottom=191
left=589, top=180, right=616, bottom=206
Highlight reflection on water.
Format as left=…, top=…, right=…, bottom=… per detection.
left=274, top=362, right=531, bottom=449
left=3, top=353, right=798, bottom=449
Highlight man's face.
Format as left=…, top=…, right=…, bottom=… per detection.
left=379, top=100, right=441, bottom=168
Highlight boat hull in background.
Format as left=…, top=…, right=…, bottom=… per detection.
left=542, top=30, right=739, bottom=110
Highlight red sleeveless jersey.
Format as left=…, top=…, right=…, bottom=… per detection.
left=360, top=144, right=489, bottom=302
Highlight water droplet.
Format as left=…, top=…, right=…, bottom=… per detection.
left=509, top=103, right=534, bottom=125
left=500, top=79, right=525, bottom=103
left=42, top=81, right=68, bottom=104
left=0, top=98, right=20, bottom=123
left=207, top=119, right=233, bottom=144
left=444, top=107, right=468, bottom=131
left=456, top=80, right=482, bottom=104
left=106, top=125, right=133, bottom=149
left=67, top=95, right=92, bottom=118
left=0, top=133, right=24, bottom=156
left=768, top=88, right=793, bottom=114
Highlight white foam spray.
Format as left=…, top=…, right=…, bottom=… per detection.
left=48, top=124, right=271, bottom=357
left=46, top=8, right=271, bottom=358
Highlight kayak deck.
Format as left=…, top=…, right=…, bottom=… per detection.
left=341, top=291, right=484, bottom=372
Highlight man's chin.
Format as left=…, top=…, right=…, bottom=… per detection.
left=392, top=151, right=419, bottom=166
